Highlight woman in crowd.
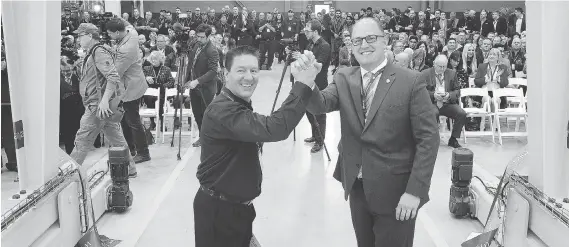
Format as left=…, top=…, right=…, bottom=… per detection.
left=474, top=48, right=510, bottom=111
left=143, top=51, right=175, bottom=130
left=411, top=48, right=428, bottom=72
left=338, top=36, right=358, bottom=69
left=448, top=50, right=469, bottom=88
left=461, top=43, right=479, bottom=77
left=59, top=56, right=84, bottom=154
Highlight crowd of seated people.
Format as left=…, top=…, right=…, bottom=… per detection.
left=55, top=4, right=527, bottom=152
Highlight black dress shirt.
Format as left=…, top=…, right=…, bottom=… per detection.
left=307, top=36, right=331, bottom=89
left=197, top=84, right=313, bottom=201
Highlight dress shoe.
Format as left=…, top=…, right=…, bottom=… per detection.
left=311, top=143, right=323, bottom=153
left=304, top=137, right=315, bottom=143
left=448, top=137, right=462, bottom=148
left=133, top=153, right=151, bottom=164
left=192, top=139, right=202, bottom=147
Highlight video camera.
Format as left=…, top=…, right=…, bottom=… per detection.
left=95, top=12, right=115, bottom=45
left=280, top=38, right=300, bottom=63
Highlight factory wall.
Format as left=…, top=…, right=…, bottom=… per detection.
left=140, top=1, right=525, bottom=15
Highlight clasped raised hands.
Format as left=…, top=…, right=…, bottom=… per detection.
left=290, top=50, right=322, bottom=89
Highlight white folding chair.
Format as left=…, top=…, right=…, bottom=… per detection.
left=139, top=88, right=160, bottom=142
left=492, top=88, right=528, bottom=145
left=161, top=88, right=197, bottom=144
left=507, top=78, right=528, bottom=108
left=460, top=88, right=495, bottom=144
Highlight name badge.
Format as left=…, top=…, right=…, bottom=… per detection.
left=267, top=28, right=271, bottom=32
left=288, top=26, right=292, bottom=31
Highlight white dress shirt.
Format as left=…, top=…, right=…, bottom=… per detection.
left=357, top=58, right=387, bottom=179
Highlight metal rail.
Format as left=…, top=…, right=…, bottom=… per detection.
left=1, top=164, right=78, bottom=231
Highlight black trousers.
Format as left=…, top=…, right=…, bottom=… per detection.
left=437, top=104, right=467, bottom=139
left=349, top=180, right=416, bottom=247
left=121, top=97, right=149, bottom=155
left=60, top=98, right=85, bottom=154
left=259, top=40, right=276, bottom=69
left=306, top=112, right=326, bottom=144
left=1, top=105, right=16, bottom=163
left=190, top=89, right=214, bottom=131
left=193, top=189, right=256, bottom=247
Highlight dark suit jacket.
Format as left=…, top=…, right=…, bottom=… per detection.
left=307, top=64, right=440, bottom=214
left=480, top=19, right=493, bottom=37
left=185, top=41, right=220, bottom=97
left=492, top=18, right=508, bottom=36
left=474, top=63, right=510, bottom=88
left=508, top=16, right=526, bottom=36
left=420, top=68, right=461, bottom=105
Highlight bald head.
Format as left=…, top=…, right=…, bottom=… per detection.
left=351, top=17, right=384, bottom=37
left=434, top=55, right=448, bottom=74
left=394, top=53, right=410, bottom=68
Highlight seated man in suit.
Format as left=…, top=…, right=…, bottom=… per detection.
left=420, top=54, right=466, bottom=148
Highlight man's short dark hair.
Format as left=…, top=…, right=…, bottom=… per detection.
left=515, top=7, right=524, bottom=14
left=106, top=18, right=126, bottom=32
left=448, top=37, right=457, bottom=42
left=225, top=45, right=259, bottom=71
left=409, top=35, right=418, bottom=41
left=196, top=24, right=212, bottom=36
left=307, top=19, right=322, bottom=35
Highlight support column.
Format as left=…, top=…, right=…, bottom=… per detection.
left=104, top=0, right=121, bottom=16
left=2, top=1, right=61, bottom=191
left=526, top=1, right=569, bottom=198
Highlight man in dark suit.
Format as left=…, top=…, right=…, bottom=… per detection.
left=491, top=11, right=508, bottom=36
left=479, top=10, right=493, bottom=38
left=420, top=55, right=466, bottom=148
left=306, top=17, right=439, bottom=247
left=184, top=24, right=220, bottom=147
left=303, top=20, right=331, bottom=153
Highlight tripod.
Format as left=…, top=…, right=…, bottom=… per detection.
left=170, top=83, right=183, bottom=160
left=270, top=52, right=331, bottom=161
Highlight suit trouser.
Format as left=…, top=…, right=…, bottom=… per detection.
left=1, top=105, right=16, bottom=164
left=121, top=97, right=149, bottom=155
left=437, top=104, right=467, bottom=138
left=190, top=88, right=214, bottom=131
left=193, top=189, right=255, bottom=247
left=259, top=40, right=276, bottom=69
left=306, top=112, right=326, bottom=144
left=60, top=97, right=85, bottom=154
left=349, top=179, right=416, bottom=247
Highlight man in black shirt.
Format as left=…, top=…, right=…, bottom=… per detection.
left=302, top=20, right=331, bottom=153
left=193, top=46, right=321, bottom=247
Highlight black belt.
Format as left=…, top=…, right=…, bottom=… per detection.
left=200, top=186, right=253, bottom=205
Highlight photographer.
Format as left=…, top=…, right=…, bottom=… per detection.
left=258, top=13, right=276, bottom=70
left=301, top=19, right=330, bottom=153
left=106, top=18, right=151, bottom=163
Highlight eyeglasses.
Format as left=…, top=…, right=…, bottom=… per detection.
left=351, top=35, right=384, bottom=46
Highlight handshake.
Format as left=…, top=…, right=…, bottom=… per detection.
left=290, top=50, right=322, bottom=89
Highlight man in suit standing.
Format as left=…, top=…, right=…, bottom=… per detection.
left=306, top=17, right=439, bottom=247
left=184, top=24, right=220, bottom=147
left=420, top=55, right=466, bottom=148
left=303, top=20, right=331, bottom=153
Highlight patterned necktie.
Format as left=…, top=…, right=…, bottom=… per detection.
left=362, top=68, right=384, bottom=120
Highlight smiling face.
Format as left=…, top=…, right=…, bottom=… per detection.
left=351, top=19, right=386, bottom=69
left=225, top=54, right=259, bottom=102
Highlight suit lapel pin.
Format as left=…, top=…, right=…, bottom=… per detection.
left=386, top=79, right=391, bottom=84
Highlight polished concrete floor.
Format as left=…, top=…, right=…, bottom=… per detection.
left=1, top=63, right=527, bottom=246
